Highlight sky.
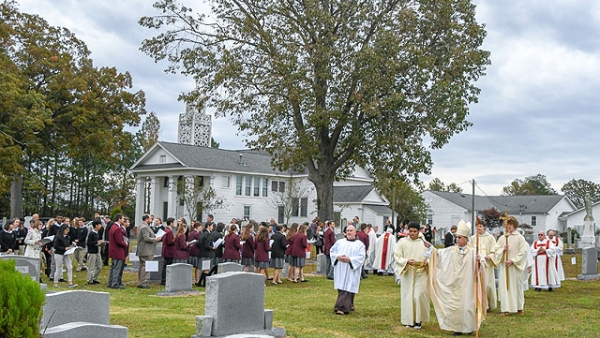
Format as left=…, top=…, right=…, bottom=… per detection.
left=17, top=0, right=600, bottom=196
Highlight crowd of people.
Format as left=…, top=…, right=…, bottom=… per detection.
left=1, top=211, right=567, bottom=334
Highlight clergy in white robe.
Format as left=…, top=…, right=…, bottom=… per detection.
left=471, top=221, right=498, bottom=310
left=547, top=230, right=565, bottom=282
left=365, top=225, right=378, bottom=270
left=374, top=228, right=396, bottom=275
left=492, top=217, right=528, bottom=315
left=394, top=221, right=430, bottom=329
left=330, top=225, right=366, bottom=315
left=426, top=220, right=486, bottom=335
left=531, top=232, right=559, bottom=291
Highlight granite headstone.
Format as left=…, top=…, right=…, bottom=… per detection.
left=0, top=255, right=40, bottom=281
left=165, top=263, right=193, bottom=293
left=217, top=262, right=244, bottom=274
left=41, top=291, right=110, bottom=329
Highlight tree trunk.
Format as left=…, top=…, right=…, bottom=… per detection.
left=10, top=175, right=23, bottom=218
left=308, top=170, right=335, bottom=222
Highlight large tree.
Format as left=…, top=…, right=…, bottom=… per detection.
left=140, top=0, right=489, bottom=220
left=428, top=177, right=463, bottom=193
left=502, top=174, right=557, bottom=196
left=375, top=177, right=427, bottom=224
left=561, top=179, right=600, bottom=209
left=1, top=2, right=146, bottom=217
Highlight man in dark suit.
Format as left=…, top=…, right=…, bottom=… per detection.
left=444, top=225, right=457, bottom=248
left=323, top=220, right=337, bottom=280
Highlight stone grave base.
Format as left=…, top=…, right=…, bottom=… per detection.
left=157, top=290, right=202, bottom=297
left=191, top=328, right=286, bottom=338
left=577, top=274, right=600, bottom=281
left=42, top=322, right=128, bottom=338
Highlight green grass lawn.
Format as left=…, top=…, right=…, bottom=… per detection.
left=49, top=253, right=600, bottom=338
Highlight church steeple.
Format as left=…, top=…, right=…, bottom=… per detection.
left=178, top=102, right=212, bottom=147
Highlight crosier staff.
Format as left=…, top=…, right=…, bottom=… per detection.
left=475, top=217, right=481, bottom=338
left=499, top=212, right=510, bottom=291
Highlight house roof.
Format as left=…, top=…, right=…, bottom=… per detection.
left=333, top=186, right=375, bottom=203
left=426, top=190, right=569, bottom=214
left=364, top=204, right=392, bottom=215
left=131, top=142, right=296, bottom=175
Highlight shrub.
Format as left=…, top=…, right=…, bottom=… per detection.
left=0, top=259, right=45, bottom=338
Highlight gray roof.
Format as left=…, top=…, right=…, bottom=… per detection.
left=364, top=204, right=392, bottom=215
left=333, top=186, right=374, bottom=203
left=427, top=190, right=568, bottom=214
left=131, top=142, right=296, bottom=175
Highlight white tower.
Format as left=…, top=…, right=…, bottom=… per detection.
left=178, top=102, right=212, bottom=147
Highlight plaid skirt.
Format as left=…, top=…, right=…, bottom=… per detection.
left=188, top=256, right=200, bottom=268
left=241, top=257, right=254, bottom=267
left=270, top=257, right=285, bottom=269
left=284, top=255, right=291, bottom=263
left=290, top=256, right=305, bottom=267
left=222, top=259, right=240, bottom=264
left=255, top=260, right=270, bottom=268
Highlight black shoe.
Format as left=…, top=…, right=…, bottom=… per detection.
left=548, top=288, right=553, bottom=292
left=535, top=288, right=541, bottom=292
left=160, top=282, right=165, bottom=286
left=87, top=281, right=95, bottom=285
left=137, top=284, right=150, bottom=289
left=109, top=285, right=126, bottom=289
left=58, top=278, right=66, bottom=283
left=92, top=280, right=100, bottom=284
left=453, top=333, right=463, bottom=336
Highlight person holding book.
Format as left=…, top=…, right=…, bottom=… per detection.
left=188, top=221, right=202, bottom=284
left=136, top=214, right=161, bottom=289
left=52, top=224, right=77, bottom=288
left=223, top=224, right=241, bottom=263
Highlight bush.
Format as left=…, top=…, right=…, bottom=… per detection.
left=0, top=259, right=45, bottom=338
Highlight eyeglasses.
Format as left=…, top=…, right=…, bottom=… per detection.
left=538, top=234, right=544, bottom=236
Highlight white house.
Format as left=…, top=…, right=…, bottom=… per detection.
left=129, top=141, right=391, bottom=230
left=422, top=190, right=576, bottom=234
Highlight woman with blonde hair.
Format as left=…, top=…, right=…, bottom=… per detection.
left=24, top=220, right=44, bottom=260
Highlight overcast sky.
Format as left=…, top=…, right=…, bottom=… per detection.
left=17, top=0, right=600, bottom=196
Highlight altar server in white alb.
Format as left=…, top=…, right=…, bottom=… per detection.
left=530, top=231, right=559, bottom=291
left=374, top=228, right=396, bottom=275
left=470, top=218, right=497, bottom=310
left=493, top=216, right=528, bottom=316
left=546, top=229, right=565, bottom=283
left=394, top=221, right=430, bottom=330
left=330, top=225, right=366, bottom=315
left=426, top=220, right=486, bottom=336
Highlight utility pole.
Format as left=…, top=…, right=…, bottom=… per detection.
left=472, top=179, right=476, bottom=235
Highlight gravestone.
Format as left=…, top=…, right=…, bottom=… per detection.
left=580, top=195, right=596, bottom=248
left=577, top=247, right=600, bottom=281
left=315, top=254, right=326, bottom=274
left=0, top=255, right=40, bottom=282
left=41, top=290, right=110, bottom=328
left=42, top=322, right=128, bottom=338
left=192, top=272, right=285, bottom=337
left=217, top=262, right=244, bottom=274
left=164, top=263, right=193, bottom=293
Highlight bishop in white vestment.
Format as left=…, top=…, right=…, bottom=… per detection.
left=427, top=221, right=486, bottom=335
left=470, top=220, right=497, bottom=310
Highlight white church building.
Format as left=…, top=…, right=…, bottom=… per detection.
left=129, top=104, right=392, bottom=231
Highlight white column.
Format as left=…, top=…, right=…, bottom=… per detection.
left=183, top=175, right=194, bottom=225
left=148, top=176, right=160, bottom=217
left=167, top=176, right=177, bottom=219
left=135, top=176, right=145, bottom=226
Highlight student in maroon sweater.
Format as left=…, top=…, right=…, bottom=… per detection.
left=284, top=223, right=298, bottom=281
left=161, top=218, right=176, bottom=285
left=173, top=224, right=190, bottom=263
left=254, top=225, right=271, bottom=280
left=291, top=224, right=309, bottom=283
left=323, top=220, right=337, bottom=280
left=241, top=223, right=255, bottom=272
left=223, top=224, right=241, bottom=263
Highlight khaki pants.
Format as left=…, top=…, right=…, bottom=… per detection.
left=87, top=253, right=102, bottom=282
left=138, top=255, right=153, bottom=286
left=74, top=249, right=87, bottom=271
